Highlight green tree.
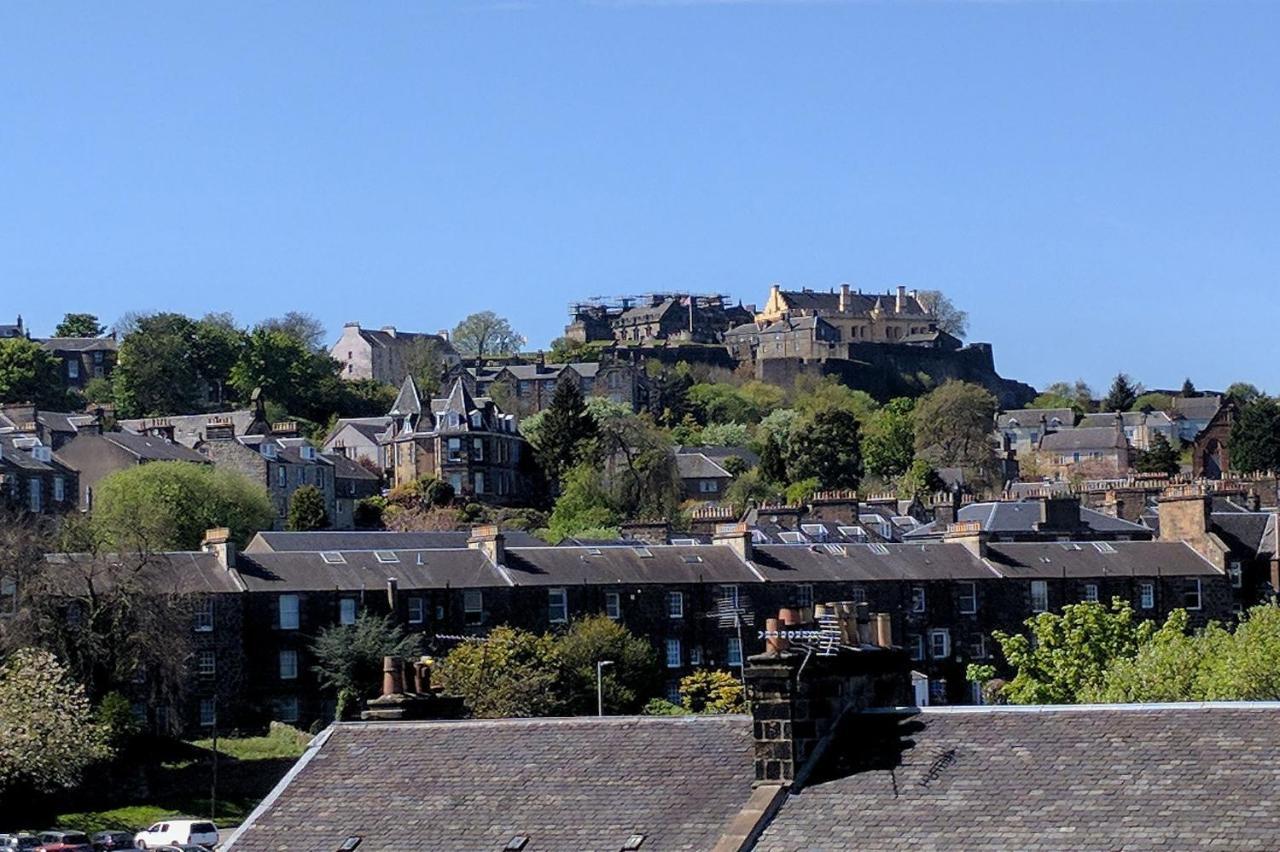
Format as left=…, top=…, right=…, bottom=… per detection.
left=644, top=365, right=693, bottom=427
left=451, top=311, right=524, bottom=359
left=311, top=613, right=422, bottom=702
left=436, top=626, right=566, bottom=718
left=912, top=381, right=998, bottom=477
left=786, top=407, right=862, bottom=489
left=0, top=649, right=112, bottom=795
left=286, top=484, right=330, bottom=531
left=1043, top=380, right=1094, bottom=412
left=557, top=614, right=661, bottom=715
left=993, top=599, right=1160, bottom=704
left=1135, top=433, right=1180, bottom=475
left=723, top=467, right=782, bottom=512
left=81, top=376, right=114, bottom=405
left=1226, top=382, right=1264, bottom=405
left=592, top=405, right=681, bottom=522
left=0, top=338, right=66, bottom=408
left=1131, top=392, right=1174, bottom=413
left=548, top=336, right=595, bottom=364
left=1180, top=378, right=1197, bottom=397
left=898, top=458, right=943, bottom=498
left=336, top=379, right=398, bottom=418
left=230, top=327, right=343, bottom=423
left=91, top=462, right=275, bottom=550
left=535, top=380, right=598, bottom=485
left=192, top=313, right=247, bottom=405
left=259, top=311, right=328, bottom=351
left=700, top=422, right=750, bottom=448
left=54, top=313, right=106, bottom=338
left=915, top=290, right=968, bottom=339
left=790, top=376, right=878, bottom=420
left=688, top=383, right=757, bottom=425
left=547, top=465, right=620, bottom=542
left=679, top=669, right=746, bottom=714
left=112, top=313, right=204, bottom=417
left=1229, top=397, right=1280, bottom=473
left=1102, top=373, right=1140, bottom=412
left=862, top=397, right=916, bottom=479
left=1028, top=392, right=1081, bottom=414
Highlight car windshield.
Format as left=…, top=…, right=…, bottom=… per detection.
left=190, top=825, right=215, bottom=834
left=64, top=836, right=90, bottom=845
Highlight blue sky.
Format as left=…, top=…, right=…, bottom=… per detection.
left=3, top=1, right=1277, bottom=394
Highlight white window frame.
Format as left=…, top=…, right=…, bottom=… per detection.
left=720, top=584, right=740, bottom=610
left=279, top=649, right=298, bottom=681
left=957, top=581, right=977, bottom=615
left=605, top=591, right=621, bottom=620
left=548, top=587, right=568, bottom=624
left=67, top=359, right=79, bottom=379
left=689, top=645, right=703, bottom=666
left=197, top=650, right=216, bottom=676
left=53, top=476, right=65, bottom=503
left=929, top=628, right=950, bottom=660
left=279, top=594, right=300, bottom=630
left=1229, top=561, right=1243, bottom=589
left=339, top=598, right=357, bottom=626
left=667, top=591, right=684, bottom=619
left=1185, top=578, right=1202, bottom=611
left=1030, top=580, right=1049, bottom=613
left=796, top=584, right=814, bottom=609
left=1084, top=583, right=1099, bottom=603
left=909, top=634, right=925, bottom=661
left=408, top=597, right=425, bottom=625
left=665, top=638, right=682, bottom=668
left=464, top=589, right=483, bottom=625
left=1139, top=581, right=1155, bottom=610
left=194, top=597, right=214, bottom=632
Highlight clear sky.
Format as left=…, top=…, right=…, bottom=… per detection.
left=3, top=1, right=1277, bottom=395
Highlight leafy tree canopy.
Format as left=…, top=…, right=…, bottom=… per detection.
left=286, top=484, right=330, bottom=531
left=913, top=380, right=998, bottom=477
left=547, top=464, right=620, bottom=543
left=1226, top=382, right=1265, bottom=405
left=0, top=337, right=68, bottom=408
left=679, top=669, right=746, bottom=713
left=1135, top=432, right=1180, bottom=476
left=557, top=614, right=661, bottom=715
left=451, top=311, right=524, bottom=359
left=436, top=626, right=567, bottom=718
left=112, top=313, right=204, bottom=417
left=534, top=380, right=598, bottom=485
left=1042, top=380, right=1094, bottom=413
left=915, top=290, right=969, bottom=339
left=311, top=612, right=422, bottom=702
left=54, top=313, right=106, bottom=338
left=862, top=397, right=916, bottom=479
left=1131, top=392, right=1174, bottom=413
left=786, top=407, right=863, bottom=490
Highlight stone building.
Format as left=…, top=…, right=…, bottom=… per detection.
left=55, top=430, right=210, bottom=510
left=564, top=294, right=753, bottom=346
left=754, top=283, right=941, bottom=345
left=38, top=335, right=118, bottom=391
left=0, top=433, right=78, bottom=514
left=1192, top=400, right=1235, bottom=478
left=455, top=359, right=647, bottom=414
left=331, top=322, right=461, bottom=385
left=723, top=315, right=844, bottom=363
left=200, top=428, right=337, bottom=529
left=381, top=377, right=530, bottom=504
left=320, top=417, right=388, bottom=468
left=1036, top=424, right=1132, bottom=479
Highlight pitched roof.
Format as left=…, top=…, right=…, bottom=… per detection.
left=321, top=452, right=380, bottom=482
left=1038, top=426, right=1128, bottom=452
left=983, top=540, right=1220, bottom=578
left=996, top=408, right=1076, bottom=429
left=501, top=544, right=757, bottom=586
left=323, top=417, right=391, bottom=446
left=244, top=529, right=544, bottom=553
left=44, top=551, right=243, bottom=595
left=388, top=375, right=422, bottom=417
left=1079, top=410, right=1174, bottom=429
left=236, top=548, right=505, bottom=592
left=97, top=431, right=210, bottom=462
left=38, top=336, right=118, bottom=352
left=1212, top=511, right=1275, bottom=558
left=902, top=501, right=1152, bottom=539
left=755, top=704, right=1280, bottom=851
left=751, top=543, right=994, bottom=582
left=675, top=452, right=732, bottom=480
left=118, top=410, right=257, bottom=448
left=778, top=288, right=928, bottom=316
left=226, top=716, right=754, bottom=852
left=1173, top=395, right=1222, bottom=421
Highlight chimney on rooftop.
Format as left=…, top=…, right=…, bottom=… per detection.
left=838, top=282, right=850, bottom=313
left=713, top=522, right=753, bottom=563
left=468, top=524, right=506, bottom=568
left=895, top=285, right=906, bottom=313
left=201, top=527, right=235, bottom=570
left=1035, top=495, right=1082, bottom=533
left=746, top=605, right=909, bottom=786
left=1156, top=487, right=1225, bottom=569
left=381, top=326, right=397, bottom=337
left=942, top=520, right=986, bottom=558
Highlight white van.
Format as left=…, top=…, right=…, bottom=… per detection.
left=133, top=820, right=218, bottom=849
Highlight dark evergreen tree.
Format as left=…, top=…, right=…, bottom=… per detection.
left=1180, top=378, right=1196, bottom=398
left=758, top=433, right=787, bottom=484
left=1229, top=398, right=1280, bottom=474
left=1136, top=433, right=1180, bottom=476
left=536, top=379, right=598, bottom=485
left=286, top=484, right=330, bottom=531
left=786, top=408, right=863, bottom=490
left=1102, top=373, right=1139, bottom=412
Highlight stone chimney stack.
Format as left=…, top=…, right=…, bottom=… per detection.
left=201, top=527, right=235, bottom=570
left=838, top=282, right=850, bottom=313
left=468, top=524, right=506, bottom=568
left=942, top=520, right=986, bottom=558
left=1157, top=487, right=1225, bottom=569
left=895, top=285, right=906, bottom=313
left=713, top=522, right=753, bottom=563
left=745, top=616, right=909, bottom=785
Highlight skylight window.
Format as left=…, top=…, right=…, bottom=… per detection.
left=1093, top=542, right=1117, bottom=554
left=681, top=554, right=703, bottom=564
left=503, top=837, right=529, bottom=852
left=621, top=835, right=646, bottom=851
left=587, top=548, right=603, bottom=556
left=778, top=531, right=806, bottom=544
left=823, top=543, right=847, bottom=556
left=670, top=538, right=698, bottom=546
left=633, top=546, right=653, bottom=558
left=837, top=525, right=867, bottom=540
left=320, top=552, right=345, bottom=565
left=374, top=551, right=399, bottom=563
left=868, top=543, right=890, bottom=555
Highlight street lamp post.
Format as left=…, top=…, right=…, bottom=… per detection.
left=596, top=660, right=615, bottom=716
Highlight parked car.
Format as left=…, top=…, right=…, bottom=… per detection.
left=89, top=834, right=135, bottom=852
left=132, top=821, right=217, bottom=850
left=0, top=835, right=41, bottom=851
left=36, top=832, right=92, bottom=852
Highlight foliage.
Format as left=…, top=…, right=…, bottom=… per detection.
left=784, top=477, right=820, bottom=505
left=898, top=458, right=943, bottom=498
left=112, top=313, right=205, bottom=417
left=388, top=475, right=456, bottom=512
left=402, top=336, right=448, bottom=396
left=1131, top=392, right=1174, bottom=412
left=1042, top=380, right=1094, bottom=413
left=548, top=336, right=596, bottom=364
left=1028, top=392, right=1081, bottom=414
left=286, top=484, right=330, bottom=531
left=81, top=376, right=115, bottom=405
left=229, top=326, right=343, bottom=423
left=786, top=407, right=862, bottom=489
left=451, top=311, right=524, bottom=358
left=436, top=626, right=567, bottom=718
left=0, top=648, right=112, bottom=794
left=992, top=599, right=1159, bottom=704
left=699, top=422, right=750, bottom=448
left=258, top=311, right=328, bottom=351
left=593, top=406, right=682, bottom=522
left=557, top=615, right=661, bottom=715
left=311, top=613, right=422, bottom=701
left=55, top=313, right=107, bottom=338
left=688, top=383, right=767, bottom=425
left=534, top=379, right=598, bottom=485
left=91, top=462, right=275, bottom=550
left=1225, top=382, right=1264, bottom=405
left=790, top=376, right=877, bottom=420
left=862, top=397, right=916, bottom=479
left=912, top=381, right=998, bottom=478
left=1135, top=432, right=1180, bottom=475
left=723, top=468, right=781, bottom=512
left=0, top=337, right=68, bottom=408
left=1180, top=378, right=1197, bottom=397
left=191, top=313, right=248, bottom=405
left=336, top=379, right=398, bottom=418
left=644, top=365, right=693, bottom=427
left=1229, top=397, right=1280, bottom=473
left=642, top=698, right=691, bottom=716
left=95, top=691, right=140, bottom=749
left=679, top=669, right=746, bottom=713
left=915, top=290, right=968, bottom=339
left=1102, top=373, right=1141, bottom=412
left=547, top=464, right=620, bottom=542
left=353, top=495, right=386, bottom=528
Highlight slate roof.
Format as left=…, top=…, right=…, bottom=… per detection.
left=755, top=704, right=1280, bottom=851
left=1079, top=410, right=1175, bottom=429
left=44, top=552, right=244, bottom=595
left=355, top=327, right=457, bottom=358
left=227, top=715, right=755, bottom=852
left=1173, top=395, right=1222, bottom=421
left=1212, top=511, right=1276, bottom=558
left=779, top=288, right=928, bottom=316
left=501, top=545, right=758, bottom=586
left=479, top=362, right=603, bottom=381
left=675, top=452, right=732, bottom=480
left=675, top=445, right=760, bottom=466
left=322, top=452, right=381, bottom=482
left=388, top=375, right=422, bottom=417
left=119, top=410, right=256, bottom=448
left=244, top=529, right=544, bottom=552
left=39, top=336, right=118, bottom=352
left=903, top=501, right=1152, bottom=539
left=323, top=417, right=391, bottom=446
left=983, top=540, right=1220, bottom=578
left=996, top=407, right=1076, bottom=430
left=97, top=431, right=210, bottom=462
left=236, top=549, right=504, bottom=592
left=751, top=543, right=994, bottom=582
left=1038, top=426, right=1128, bottom=452
left=616, top=298, right=680, bottom=325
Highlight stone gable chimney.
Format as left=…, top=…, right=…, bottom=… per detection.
left=943, top=520, right=987, bottom=558
left=838, top=282, right=850, bottom=313
left=713, top=522, right=753, bottom=563
left=201, top=527, right=235, bottom=569
left=1157, top=486, right=1226, bottom=569
left=895, top=285, right=906, bottom=313
left=467, top=524, right=506, bottom=568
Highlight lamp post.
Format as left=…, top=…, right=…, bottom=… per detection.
left=596, top=660, right=615, bottom=717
